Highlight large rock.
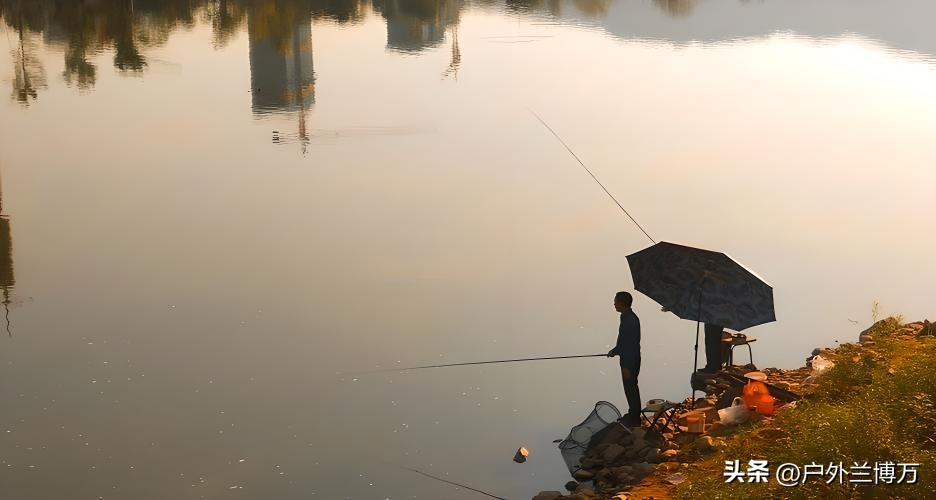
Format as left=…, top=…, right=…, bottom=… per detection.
left=611, top=465, right=637, bottom=483
left=921, top=320, right=935, bottom=337
left=592, top=443, right=612, bottom=455
left=860, top=319, right=889, bottom=339
left=580, top=458, right=601, bottom=470
left=601, top=443, right=627, bottom=463
left=532, top=491, right=563, bottom=500
left=589, top=423, right=634, bottom=449
left=573, top=468, right=594, bottom=481
left=643, top=429, right=665, bottom=447
left=614, top=470, right=634, bottom=484
left=631, top=461, right=653, bottom=479
left=644, top=447, right=663, bottom=463
left=576, top=487, right=596, bottom=497
left=624, top=444, right=645, bottom=461
left=673, top=432, right=697, bottom=447
left=897, top=327, right=916, bottom=337
left=615, top=434, right=635, bottom=447
left=595, top=468, right=613, bottom=482
left=630, top=428, right=647, bottom=441
left=694, top=398, right=716, bottom=409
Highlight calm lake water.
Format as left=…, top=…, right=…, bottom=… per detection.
left=2, top=1, right=935, bottom=498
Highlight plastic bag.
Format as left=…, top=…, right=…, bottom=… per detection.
left=811, top=355, right=834, bottom=373
left=717, top=397, right=750, bottom=425
left=803, top=355, right=835, bottom=385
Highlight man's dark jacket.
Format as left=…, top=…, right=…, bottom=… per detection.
left=611, top=309, right=641, bottom=369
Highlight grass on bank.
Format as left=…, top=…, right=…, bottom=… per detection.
left=674, top=317, right=936, bottom=500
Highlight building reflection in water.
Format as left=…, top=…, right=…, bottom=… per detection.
left=573, top=0, right=610, bottom=19
left=375, top=0, right=461, bottom=53
left=505, top=0, right=561, bottom=17
left=0, top=175, right=14, bottom=336
left=246, top=1, right=317, bottom=149
left=7, top=7, right=47, bottom=106
left=653, top=0, right=696, bottom=18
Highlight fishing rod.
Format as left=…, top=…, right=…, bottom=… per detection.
left=357, top=353, right=608, bottom=374
left=529, top=109, right=656, bottom=244
left=389, top=462, right=509, bottom=500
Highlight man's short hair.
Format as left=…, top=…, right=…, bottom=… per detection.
left=615, top=291, right=633, bottom=307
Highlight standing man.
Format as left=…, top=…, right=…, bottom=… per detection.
left=607, top=291, right=641, bottom=427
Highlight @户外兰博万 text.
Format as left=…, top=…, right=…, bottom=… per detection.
left=723, top=460, right=919, bottom=486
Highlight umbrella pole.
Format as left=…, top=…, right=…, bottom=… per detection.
left=691, top=283, right=703, bottom=407
left=692, top=320, right=700, bottom=407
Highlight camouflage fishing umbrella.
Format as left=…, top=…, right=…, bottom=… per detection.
left=625, top=242, right=775, bottom=331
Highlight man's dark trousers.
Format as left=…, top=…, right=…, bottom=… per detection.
left=621, top=357, right=641, bottom=420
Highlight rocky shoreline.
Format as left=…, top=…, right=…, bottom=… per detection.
left=532, top=319, right=935, bottom=500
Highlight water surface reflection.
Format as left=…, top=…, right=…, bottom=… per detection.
left=6, top=0, right=936, bottom=108
left=1, top=1, right=935, bottom=499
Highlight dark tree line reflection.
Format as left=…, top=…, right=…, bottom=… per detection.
left=4, top=0, right=725, bottom=108
left=7, top=0, right=932, bottom=110
left=505, top=0, right=609, bottom=18
left=0, top=0, right=471, bottom=107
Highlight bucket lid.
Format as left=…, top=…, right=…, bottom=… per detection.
left=646, top=398, right=666, bottom=411
left=744, top=371, right=767, bottom=382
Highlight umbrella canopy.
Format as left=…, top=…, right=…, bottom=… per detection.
left=626, top=242, right=775, bottom=331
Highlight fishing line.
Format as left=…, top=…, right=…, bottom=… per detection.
left=529, top=109, right=656, bottom=244
left=386, top=462, right=509, bottom=500
left=349, top=353, right=607, bottom=374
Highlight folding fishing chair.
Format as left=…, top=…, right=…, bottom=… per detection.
left=641, top=401, right=685, bottom=433
left=723, top=333, right=756, bottom=368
